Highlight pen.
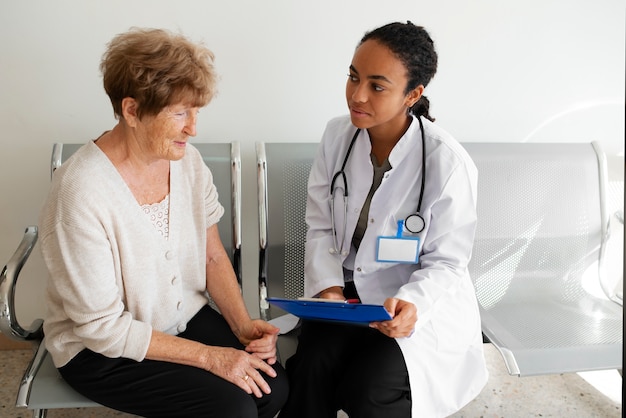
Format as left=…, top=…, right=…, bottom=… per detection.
left=345, top=299, right=360, bottom=304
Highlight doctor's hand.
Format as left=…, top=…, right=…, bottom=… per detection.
left=370, top=298, right=417, bottom=338
left=319, top=286, right=345, bottom=301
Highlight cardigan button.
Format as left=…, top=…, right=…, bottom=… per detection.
left=177, top=301, right=183, bottom=311
left=171, top=276, right=178, bottom=285
left=177, top=323, right=186, bottom=333
left=165, top=251, right=174, bottom=260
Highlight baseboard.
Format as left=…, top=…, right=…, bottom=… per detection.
left=0, top=332, right=32, bottom=350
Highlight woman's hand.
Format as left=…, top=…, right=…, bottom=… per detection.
left=204, top=345, right=277, bottom=398
left=370, top=298, right=417, bottom=338
left=237, top=319, right=279, bottom=365
left=146, top=330, right=276, bottom=397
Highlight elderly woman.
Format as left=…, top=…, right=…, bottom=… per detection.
left=39, top=28, right=288, bottom=418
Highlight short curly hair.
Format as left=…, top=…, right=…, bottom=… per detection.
left=100, top=27, right=217, bottom=119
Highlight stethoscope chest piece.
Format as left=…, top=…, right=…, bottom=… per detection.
left=404, top=213, right=425, bottom=234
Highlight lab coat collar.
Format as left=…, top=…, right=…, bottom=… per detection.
left=386, top=115, right=422, bottom=169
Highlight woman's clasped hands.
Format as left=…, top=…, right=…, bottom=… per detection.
left=204, top=319, right=280, bottom=398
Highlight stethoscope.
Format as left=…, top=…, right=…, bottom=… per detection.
left=329, top=116, right=427, bottom=256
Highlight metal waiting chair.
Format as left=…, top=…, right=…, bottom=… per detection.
left=0, top=141, right=242, bottom=417
left=256, top=142, right=319, bottom=364
left=255, top=140, right=623, bottom=377
left=463, top=142, right=622, bottom=376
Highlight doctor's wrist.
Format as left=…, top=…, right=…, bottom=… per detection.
left=319, top=286, right=345, bottom=300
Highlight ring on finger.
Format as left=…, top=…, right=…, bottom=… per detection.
left=243, top=375, right=249, bottom=381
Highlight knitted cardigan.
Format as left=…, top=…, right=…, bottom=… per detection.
left=39, top=141, right=224, bottom=367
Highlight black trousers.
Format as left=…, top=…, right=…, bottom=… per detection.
left=278, top=319, right=411, bottom=418
left=58, top=305, right=288, bottom=418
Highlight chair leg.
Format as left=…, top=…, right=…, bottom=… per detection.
left=33, top=409, right=47, bottom=418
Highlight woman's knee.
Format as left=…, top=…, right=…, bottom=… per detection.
left=258, top=362, right=290, bottom=418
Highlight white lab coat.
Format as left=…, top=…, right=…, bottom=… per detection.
left=304, top=115, right=488, bottom=417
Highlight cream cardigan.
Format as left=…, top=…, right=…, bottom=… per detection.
left=39, top=141, right=224, bottom=367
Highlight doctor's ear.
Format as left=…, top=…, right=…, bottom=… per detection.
left=405, top=85, right=424, bottom=108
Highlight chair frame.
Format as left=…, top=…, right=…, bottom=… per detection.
left=256, top=142, right=319, bottom=364
left=256, top=142, right=319, bottom=321
left=463, top=141, right=622, bottom=376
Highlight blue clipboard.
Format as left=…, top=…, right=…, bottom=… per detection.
left=267, top=297, right=392, bottom=324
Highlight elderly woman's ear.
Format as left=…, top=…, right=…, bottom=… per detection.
left=120, top=97, right=139, bottom=126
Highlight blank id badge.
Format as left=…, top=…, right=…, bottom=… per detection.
left=376, top=220, right=420, bottom=264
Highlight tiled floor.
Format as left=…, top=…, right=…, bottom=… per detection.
left=0, top=344, right=621, bottom=417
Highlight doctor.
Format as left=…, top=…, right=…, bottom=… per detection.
left=279, top=22, right=488, bottom=418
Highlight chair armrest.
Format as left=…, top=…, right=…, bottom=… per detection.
left=599, top=209, right=624, bottom=305
left=256, top=142, right=268, bottom=253
left=610, top=209, right=624, bottom=304
left=0, top=226, right=44, bottom=341
left=231, top=142, right=242, bottom=285
left=51, top=142, right=64, bottom=178
left=256, top=142, right=270, bottom=320
left=15, top=337, right=46, bottom=408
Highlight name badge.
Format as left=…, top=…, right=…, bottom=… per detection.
left=376, top=220, right=420, bottom=264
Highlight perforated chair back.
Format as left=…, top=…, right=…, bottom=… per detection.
left=7, top=141, right=241, bottom=417
left=256, top=142, right=318, bottom=321
left=463, top=142, right=623, bottom=376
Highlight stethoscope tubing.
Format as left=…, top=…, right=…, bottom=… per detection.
left=329, top=116, right=427, bottom=255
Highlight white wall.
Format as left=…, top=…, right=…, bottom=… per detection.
left=1, top=0, right=624, bottom=325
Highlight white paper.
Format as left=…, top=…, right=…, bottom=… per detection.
left=268, top=313, right=301, bottom=335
